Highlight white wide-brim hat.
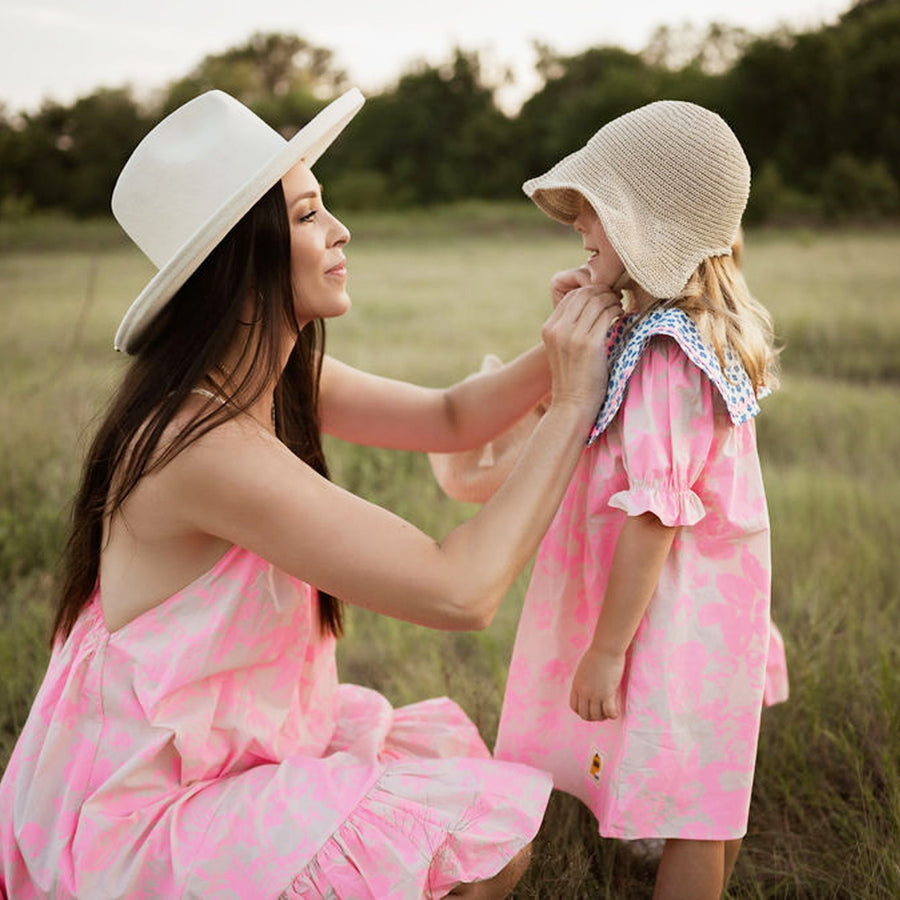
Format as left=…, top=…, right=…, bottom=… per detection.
left=112, top=87, right=365, bottom=353
left=523, top=100, right=750, bottom=299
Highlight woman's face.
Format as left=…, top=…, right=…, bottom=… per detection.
left=573, top=196, right=627, bottom=290
left=282, top=161, right=351, bottom=327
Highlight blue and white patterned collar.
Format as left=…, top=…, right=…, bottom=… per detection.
left=587, top=307, right=761, bottom=446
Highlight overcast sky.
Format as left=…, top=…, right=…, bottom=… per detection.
left=1, top=0, right=853, bottom=114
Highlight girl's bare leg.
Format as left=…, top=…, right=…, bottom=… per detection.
left=724, top=838, right=742, bottom=889
left=653, top=839, right=724, bottom=900
left=445, top=843, right=532, bottom=899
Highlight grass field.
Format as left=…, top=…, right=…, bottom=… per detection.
left=1, top=206, right=899, bottom=897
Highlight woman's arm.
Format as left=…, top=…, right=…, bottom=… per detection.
left=162, top=288, right=619, bottom=632
left=318, top=265, right=615, bottom=453
left=569, top=512, right=677, bottom=721
left=319, top=344, right=550, bottom=452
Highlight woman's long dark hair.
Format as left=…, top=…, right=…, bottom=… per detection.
left=52, top=181, right=343, bottom=641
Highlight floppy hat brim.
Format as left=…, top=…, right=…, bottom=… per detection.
left=525, top=169, right=730, bottom=300
left=114, top=87, right=364, bottom=354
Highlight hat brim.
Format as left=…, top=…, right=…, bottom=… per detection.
left=114, top=87, right=365, bottom=354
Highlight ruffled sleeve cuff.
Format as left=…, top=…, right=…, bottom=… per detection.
left=608, top=482, right=706, bottom=527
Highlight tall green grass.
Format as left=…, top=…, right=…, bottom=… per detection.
left=1, top=208, right=898, bottom=896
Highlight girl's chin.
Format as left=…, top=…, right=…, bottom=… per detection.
left=587, top=262, right=623, bottom=289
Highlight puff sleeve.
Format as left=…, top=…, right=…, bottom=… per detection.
left=608, top=337, right=714, bottom=526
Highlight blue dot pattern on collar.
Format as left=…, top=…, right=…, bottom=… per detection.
left=587, top=308, right=762, bottom=447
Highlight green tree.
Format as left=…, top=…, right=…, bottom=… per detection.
left=516, top=46, right=662, bottom=178
left=63, top=89, right=149, bottom=216
left=327, top=49, right=517, bottom=206
left=723, top=28, right=844, bottom=195
left=4, top=101, right=71, bottom=214
left=160, top=32, right=347, bottom=134
left=8, top=89, right=149, bottom=216
left=723, top=0, right=900, bottom=213
left=835, top=0, right=900, bottom=185
left=0, top=107, right=23, bottom=214
left=820, top=154, right=900, bottom=221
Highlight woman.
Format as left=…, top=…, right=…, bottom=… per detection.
left=0, top=88, right=620, bottom=898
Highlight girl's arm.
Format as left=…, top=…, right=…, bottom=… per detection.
left=570, top=512, right=677, bottom=721
left=318, top=344, right=550, bottom=452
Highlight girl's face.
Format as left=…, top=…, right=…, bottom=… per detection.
left=573, top=196, right=627, bottom=290
left=282, top=161, right=351, bottom=327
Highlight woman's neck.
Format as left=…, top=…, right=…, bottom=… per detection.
left=203, top=329, right=296, bottom=435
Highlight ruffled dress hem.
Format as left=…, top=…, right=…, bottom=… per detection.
left=281, top=758, right=550, bottom=899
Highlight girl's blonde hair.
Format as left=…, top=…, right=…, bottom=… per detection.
left=670, top=251, right=779, bottom=394
left=624, top=243, right=779, bottom=395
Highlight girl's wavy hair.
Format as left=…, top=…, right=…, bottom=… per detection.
left=628, top=233, right=780, bottom=395
left=52, top=180, right=343, bottom=642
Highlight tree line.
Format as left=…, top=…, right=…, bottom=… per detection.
left=1, top=0, right=897, bottom=224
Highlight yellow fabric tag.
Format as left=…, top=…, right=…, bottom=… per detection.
left=588, top=746, right=604, bottom=783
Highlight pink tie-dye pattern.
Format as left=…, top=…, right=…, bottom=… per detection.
left=0, top=546, right=551, bottom=898
left=495, top=339, right=788, bottom=840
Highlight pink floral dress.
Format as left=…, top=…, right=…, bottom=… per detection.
left=495, top=310, right=787, bottom=841
left=0, top=546, right=551, bottom=898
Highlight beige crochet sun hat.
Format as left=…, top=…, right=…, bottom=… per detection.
left=523, top=100, right=750, bottom=299
left=112, top=87, right=365, bottom=353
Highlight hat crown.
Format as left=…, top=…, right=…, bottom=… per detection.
left=589, top=100, right=749, bottom=235
left=112, top=91, right=285, bottom=267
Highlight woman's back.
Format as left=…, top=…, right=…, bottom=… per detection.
left=97, top=399, right=249, bottom=632
left=0, top=546, right=346, bottom=896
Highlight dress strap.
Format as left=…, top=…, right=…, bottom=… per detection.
left=191, top=387, right=226, bottom=404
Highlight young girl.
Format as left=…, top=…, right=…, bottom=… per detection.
left=494, top=101, right=783, bottom=898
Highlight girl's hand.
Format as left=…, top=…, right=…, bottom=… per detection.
left=541, top=285, right=622, bottom=413
left=570, top=645, right=626, bottom=721
left=550, top=266, right=592, bottom=307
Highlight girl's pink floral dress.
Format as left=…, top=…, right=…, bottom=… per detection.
left=0, top=546, right=551, bottom=898
left=495, top=310, right=787, bottom=841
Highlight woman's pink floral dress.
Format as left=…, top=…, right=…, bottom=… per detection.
left=0, top=546, right=551, bottom=898
left=495, top=310, right=787, bottom=841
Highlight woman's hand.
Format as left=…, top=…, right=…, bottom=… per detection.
left=570, top=645, right=626, bottom=721
left=550, top=266, right=592, bottom=307
left=550, top=265, right=628, bottom=308
left=541, top=285, right=621, bottom=416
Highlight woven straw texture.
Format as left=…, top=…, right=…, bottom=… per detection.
left=523, top=100, right=750, bottom=299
